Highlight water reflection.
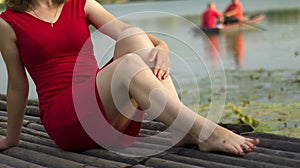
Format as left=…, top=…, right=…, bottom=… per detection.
left=203, top=32, right=244, bottom=70
left=225, top=32, right=244, bottom=70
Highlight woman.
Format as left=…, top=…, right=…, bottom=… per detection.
left=0, top=0, right=259, bottom=155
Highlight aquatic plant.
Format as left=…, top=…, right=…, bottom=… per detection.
left=227, top=103, right=259, bottom=128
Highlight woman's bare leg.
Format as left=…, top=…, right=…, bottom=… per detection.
left=97, top=27, right=180, bottom=131
left=96, top=28, right=259, bottom=155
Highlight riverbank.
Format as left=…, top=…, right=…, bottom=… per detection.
left=185, top=68, right=300, bottom=138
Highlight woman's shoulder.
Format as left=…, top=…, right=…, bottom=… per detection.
left=1, top=8, right=17, bottom=17
left=0, top=9, right=18, bottom=30
left=0, top=14, right=13, bottom=31
left=0, top=8, right=19, bottom=25
left=0, top=17, right=17, bottom=51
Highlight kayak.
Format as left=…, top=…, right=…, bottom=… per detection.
left=194, top=14, right=265, bottom=34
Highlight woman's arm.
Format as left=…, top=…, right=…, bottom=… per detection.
left=84, top=0, right=131, bottom=40
left=146, top=33, right=169, bottom=79
left=84, top=0, right=170, bottom=79
left=84, top=0, right=168, bottom=47
left=0, top=18, right=29, bottom=150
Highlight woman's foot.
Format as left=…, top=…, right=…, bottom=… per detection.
left=173, top=124, right=259, bottom=156
left=197, top=125, right=260, bottom=155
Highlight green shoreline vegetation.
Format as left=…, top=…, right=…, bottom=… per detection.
left=185, top=69, right=300, bottom=138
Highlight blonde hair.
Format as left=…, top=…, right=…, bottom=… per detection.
left=4, top=0, right=66, bottom=12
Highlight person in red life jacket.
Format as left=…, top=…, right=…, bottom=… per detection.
left=223, top=0, right=243, bottom=24
left=201, top=2, right=223, bottom=28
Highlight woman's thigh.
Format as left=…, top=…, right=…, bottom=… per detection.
left=113, top=27, right=154, bottom=60
left=96, top=54, right=149, bottom=131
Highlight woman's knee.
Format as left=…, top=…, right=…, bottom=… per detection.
left=114, top=27, right=154, bottom=60
left=117, top=53, right=149, bottom=72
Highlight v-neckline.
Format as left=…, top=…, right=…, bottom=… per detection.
left=24, top=2, right=67, bottom=27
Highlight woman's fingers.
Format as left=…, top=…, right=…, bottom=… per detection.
left=154, top=66, right=169, bottom=80
left=153, top=66, right=160, bottom=76
left=149, top=48, right=159, bottom=62
left=150, top=47, right=170, bottom=80
left=163, top=68, right=170, bottom=80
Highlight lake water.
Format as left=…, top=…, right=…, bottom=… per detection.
left=0, top=0, right=300, bottom=99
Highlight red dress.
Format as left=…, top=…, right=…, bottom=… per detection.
left=0, top=0, right=144, bottom=151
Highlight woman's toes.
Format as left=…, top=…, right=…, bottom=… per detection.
left=237, top=146, right=245, bottom=155
left=244, top=141, right=255, bottom=150
left=246, top=138, right=260, bottom=145
left=231, top=142, right=244, bottom=156
left=230, top=146, right=239, bottom=155
left=241, top=143, right=252, bottom=152
left=254, top=138, right=260, bottom=145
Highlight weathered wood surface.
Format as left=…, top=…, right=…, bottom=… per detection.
left=0, top=96, right=300, bottom=168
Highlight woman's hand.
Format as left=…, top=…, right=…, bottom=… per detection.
left=148, top=40, right=170, bottom=80
left=0, top=136, right=18, bottom=151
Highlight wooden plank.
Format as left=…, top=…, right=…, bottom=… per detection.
left=0, top=100, right=39, bottom=117
left=26, top=123, right=46, bottom=132
left=0, top=128, right=57, bottom=148
left=25, top=105, right=39, bottom=117
left=0, top=110, right=41, bottom=123
left=142, top=120, right=168, bottom=131
left=21, top=126, right=50, bottom=139
left=0, top=122, right=49, bottom=139
left=179, top=148, right=290, bottom=168
left=19, top=141, right=131, bottom=168
left=81, top=148, right=146, bottom=165
left=2, top=147, right=97, bottom=168
left=0, top=153, right=46, bottom=168
left=243, top=152, right=300, bottom=167
left=136, top=133, right=172, bottom=146
left=254, top=137, right=300, bottom=153
left=248, top=132, right=300, bottom=143
left=0, top=110, right=7, bottom=117
left=0, top=116, right=7, bottom=123
left=0, top=163, right=14, bottom=168
left=131, top=164, right=153, bottom=168
left=0, top=100, right=6, bottom=111
left=139, top=129, right=172, bottom=138
left=145, top=157, right=204, bottom=168
left=253, top=147, right=300, bottom=160
left=163, top=154, right=243, bottom=168
left=0, top=94, right=6, bottom=101
left=130, top=141, right=170, bottom=151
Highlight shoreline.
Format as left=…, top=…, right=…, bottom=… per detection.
left=186, top=68, right=300, bottom=138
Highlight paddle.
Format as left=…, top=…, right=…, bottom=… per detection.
left=239, top=21, right=266, bottom=31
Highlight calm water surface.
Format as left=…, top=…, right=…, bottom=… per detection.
left=0, top=0, right=300, bottom=99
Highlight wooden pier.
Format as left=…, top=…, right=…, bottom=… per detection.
left=0, top=97, right=300, bottom=168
